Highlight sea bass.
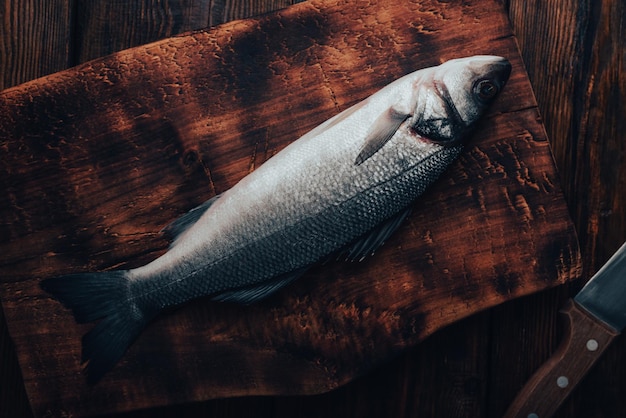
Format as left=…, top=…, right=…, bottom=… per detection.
left=42, top=55, right=511, bottom=382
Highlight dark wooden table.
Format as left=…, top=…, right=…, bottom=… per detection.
left=1, top=0, right=624, bottom=417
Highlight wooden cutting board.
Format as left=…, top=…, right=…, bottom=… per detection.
left=0, top=0, right=580, bottom=416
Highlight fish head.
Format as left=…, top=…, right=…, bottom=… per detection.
left=411, top=55, right=511, bottom=145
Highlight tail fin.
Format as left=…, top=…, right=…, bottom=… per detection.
left=40, top=271, right=153, bottom=383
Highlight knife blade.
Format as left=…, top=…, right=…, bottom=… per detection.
left=504, top=242, right=626, bottom=418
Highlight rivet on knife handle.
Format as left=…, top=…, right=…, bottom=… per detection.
left=504, top=299, right=619, bottom=418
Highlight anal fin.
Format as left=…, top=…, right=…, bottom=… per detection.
left=211, top=267, right=309, bottom=304
left=343, top=207, right=412, bottom=262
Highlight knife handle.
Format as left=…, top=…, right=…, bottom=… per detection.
left=504, top=299, right=619, bottom=418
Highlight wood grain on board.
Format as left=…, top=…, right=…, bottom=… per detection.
left=491, top=1, right=626, bottom=417
left=0, top=0, right=580, bottom=416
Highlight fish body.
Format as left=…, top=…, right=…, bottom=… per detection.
left=42, top=55, right=511, bottom=382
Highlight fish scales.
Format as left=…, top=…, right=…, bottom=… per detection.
left=41, top=55, right=512, bottom=382
left=135, top=143, right=462, bottom=308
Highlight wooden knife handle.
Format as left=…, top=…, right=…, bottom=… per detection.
left=504, top=299, right=619, bottom=418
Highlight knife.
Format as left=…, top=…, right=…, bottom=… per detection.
left=504, top=242, right=626, bottom=418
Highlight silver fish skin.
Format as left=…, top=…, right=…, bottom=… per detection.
left=41, top=55, right=511, bottom=382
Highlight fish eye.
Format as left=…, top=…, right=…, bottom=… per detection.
left=474, top=80, right=499, bottom=101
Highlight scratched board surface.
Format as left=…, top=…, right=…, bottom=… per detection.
left=0, top=0, right=580, bottom=416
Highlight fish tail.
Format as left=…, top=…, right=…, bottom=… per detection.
left=40, top=271, right=154, bottom=383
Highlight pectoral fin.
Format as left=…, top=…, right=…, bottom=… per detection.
left=355, top=108, right=410, bottom=165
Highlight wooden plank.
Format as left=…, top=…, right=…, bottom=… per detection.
left=0, top=0, right=581, bottom=416
left=74, top=0, right=212, bottom=62
left=206, top=0, right=301, bottom=27
left=509, top=0, right=626, bottom=264
left=74, top=0, right=303, bottom=62
left=0, top=0, right=74, bottom=91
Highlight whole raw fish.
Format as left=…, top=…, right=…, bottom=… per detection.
left=41, top=55, right=511, bottom=382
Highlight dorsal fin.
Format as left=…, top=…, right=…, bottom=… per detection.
left=355, top=108, right=410, bottom=165
left=161, top=194, right=221, bottom=245
left=298, top=98, right=370, bottom=142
